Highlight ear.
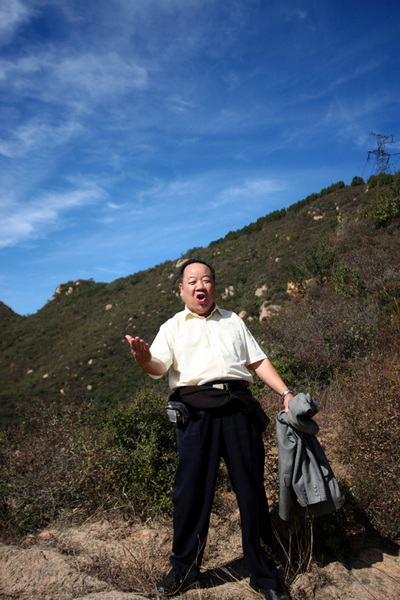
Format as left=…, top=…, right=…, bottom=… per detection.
left=179, top=283, right=183, bottom=296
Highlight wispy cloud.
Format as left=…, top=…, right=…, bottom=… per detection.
left=0, top=119, right=83, bottom=159
left=0, top=184, right=107, bottom=248
left=1, top=51, right=148, bottom=108
left=0, top=0, right=33, bottom=40
left=209, top=179, right=287, bottom=209
left=285, top=8, right=310, bottom=24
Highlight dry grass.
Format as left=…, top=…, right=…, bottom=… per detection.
left=325, top=338, right=400, bottom=541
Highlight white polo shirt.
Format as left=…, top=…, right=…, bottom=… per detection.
left=149, top=304, right=267, bottom=389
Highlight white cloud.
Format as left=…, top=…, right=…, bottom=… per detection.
left=167, top=96, right=199, bottom=114
left=107, top=202, right=126, bottom=210
left=56, top=52, right=148, bottom=98
left=0, top=55, right=40, bottom=82
left=0, top=119, right=83, bottom=159
left=0, top=51, right=148, bottom=106
left=0, top=0, right=33, bottom=40
left=0, top=184, right=107, bottom=248
left=210, top=179, right=286, bottom=209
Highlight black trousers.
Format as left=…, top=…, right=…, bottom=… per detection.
left=170, top=401, right=278, bottom=589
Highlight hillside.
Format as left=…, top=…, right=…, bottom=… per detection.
left=1, top=174, right=399, bottom=427
left=1, top=174, right=399, bottom=599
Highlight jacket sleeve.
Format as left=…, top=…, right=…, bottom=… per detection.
left=276, top=411, right=297, bottom=521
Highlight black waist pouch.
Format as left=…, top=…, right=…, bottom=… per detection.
left=169, top=382, right=269, bottom=431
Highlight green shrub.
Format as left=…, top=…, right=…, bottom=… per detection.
left=108, top=391, right=177, bottom=514
left=0, top=389, right=178, bottom=538
left=287, top=235, right=337, bottom=289
left=332, top=262, right=364, bottom=298
left=287, top=193, right=319, bottom=213
left=263, top=347, right=298, bottom=388
left=362, top=173, right=400, bottom=227
left=351, top=176, right=364, bottom=186
left=319, top=181, right=345, bottom=196
left=303, top=236, right=336, bottom=283
left=367, top=172, right=395, bottom=188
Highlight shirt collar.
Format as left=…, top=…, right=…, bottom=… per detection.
left=184, top=303, right=222, bottom=320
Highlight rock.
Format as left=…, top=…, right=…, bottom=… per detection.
left=255, top=284, right=268, bottom=297
left=175, top=258, right=187, bottom=268
left=74, top=593, right=148, bottom=600
left=0, top=544, right=108, bottom=600
left=259, top=301, right=281, bottom=322
left=292, top=548, right=400, bottom=600
left=221, top=285, right=235, bottom=299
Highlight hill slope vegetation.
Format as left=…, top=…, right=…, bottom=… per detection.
left=1, top=173, right=399, bottom=557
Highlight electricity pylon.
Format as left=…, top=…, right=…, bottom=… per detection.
left=367, top=132, right=400, bottom=174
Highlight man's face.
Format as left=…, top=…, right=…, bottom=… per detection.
left=179, top=262, right=216, bottom=317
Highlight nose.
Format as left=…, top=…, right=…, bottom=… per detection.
left=195, top=278, right=205, bottom=289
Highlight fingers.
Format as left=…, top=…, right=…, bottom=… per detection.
left=125, top=334, right=151, bottom=364
left=283, top=396, right=292, bottom=414
left=125, top=334, right=145, bottom=350
left=125, top=335, right=135, bottom=351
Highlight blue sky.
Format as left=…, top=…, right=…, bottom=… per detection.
left=1, top=0, right=399, bottom=315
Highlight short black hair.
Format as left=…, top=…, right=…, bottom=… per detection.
left=178, top=259, right=215, bottom=283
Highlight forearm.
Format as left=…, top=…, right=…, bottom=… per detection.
left=138, top=356, right=167, bottom=376
left=249, top=357, right=293, bottom=410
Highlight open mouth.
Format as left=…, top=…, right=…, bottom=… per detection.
left=196, top=293, right=206, bottom=302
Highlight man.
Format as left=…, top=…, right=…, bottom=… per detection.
left=126, top=259, right=293, bottom=600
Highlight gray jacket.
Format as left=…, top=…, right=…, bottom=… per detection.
left=276, top=393, right=344, bottom=521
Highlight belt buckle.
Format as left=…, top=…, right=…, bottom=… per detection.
left=212, top=383, right=228, bottom=390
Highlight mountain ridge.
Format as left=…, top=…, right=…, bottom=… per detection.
left=1, top=174, right=399, bottom=428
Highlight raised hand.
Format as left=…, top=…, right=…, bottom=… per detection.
left=125, top=335, right=166, bottom=376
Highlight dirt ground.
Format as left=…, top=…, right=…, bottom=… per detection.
left=1, top=503, right=399, bottom=600
left=1, top=416, right=399, bottom=600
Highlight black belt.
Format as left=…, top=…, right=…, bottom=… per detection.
left=201, top=379, right=248, bottom=391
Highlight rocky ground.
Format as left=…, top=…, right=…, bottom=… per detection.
left=1, top=506, right=399, bottom=600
